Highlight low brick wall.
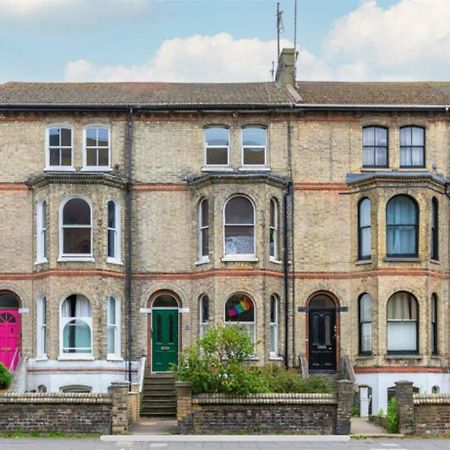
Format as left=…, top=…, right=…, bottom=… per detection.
left=176, top=380, right=353, bottom=435
left=0, top=382, right=129, bottom=435
left=395, top=381, right=450, bottom=435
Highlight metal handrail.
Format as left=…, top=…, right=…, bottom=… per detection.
left=8, top=347, right=20, bottom=372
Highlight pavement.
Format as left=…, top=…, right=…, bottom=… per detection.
left=1, top=437, right=450, bottom=450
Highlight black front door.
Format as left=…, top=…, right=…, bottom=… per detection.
left=309, top=308, right=336, bottom=372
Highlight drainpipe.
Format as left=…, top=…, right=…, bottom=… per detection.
left=125, top=107, right=134, bottom=388
left=283, top=180, right=292, bottom=369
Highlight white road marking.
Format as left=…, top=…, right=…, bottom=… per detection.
left=381, top=445, right=400, bottom=447
left=150, top=444, right=168, bottom=448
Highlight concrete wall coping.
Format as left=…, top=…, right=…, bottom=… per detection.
left=413, top=394, right=450, bottom=405
left=0, top=393, right=112, bottom=404
left=193, top=393, right=336, bottom=405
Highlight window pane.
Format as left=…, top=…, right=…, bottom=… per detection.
left=201, top=228, right=208, bottom=256
left=63, top=199, right=91, bottom=225
left=205, top=127, right=229, bottom=146
left=387, top=225, right=416, bottom=255
left=64, top=228, right=91, bottom=254
left=359, top=199, right=370, bottom=227
left=225, top=197, right=253, bottom=224
left=201, top=296, right=209, bottom=323
left=98, top=148, right=109, bottom=166
left=387, top=292, right=417, bottom=319
left=270, top=200, right=276, bottom=227
left=270, top=323, right=277, bottom=353
left=387, top=322, right=416, bottom=351
left=61, top=128, right=71, bottom=146
left=375, top=147, right=387, bottom=166
left=375, top=127, right=387, bottom=146
left=361, top=322, right=372, bottom=352
left=108, top=297, right=116, bottom=324
left=400, top=128, right=412, bottom=146
left=242, top=127, right=266, bottom=146
left=201, top=200, right=208, bottom=227
left=225, top=294, right=254, bottom=322
left=86, top=128, right=97, bottom=143
left=206, top=147, right=228, bottom=165
left=97, top=128, right=109, bottom=146
left=225, top=226, right=254, bottom=254
left=387, top=196, right=416, bottom=225
left=108, top=201, right=116, bottom=228
left=63, top=320, right=91, bottom=353
left=270, top=296, right=277, bottom=323
left=360, top=294, right=371, bottom=321
left=108, top=229, right=115, bottom=258
left=400, top=147, right=411, bottom=166
left=50, top=148, right=60, bottom=166
left=243, top=147, right=265, bottom=165
left=61, top=148, right=72, bottom=166
left=86, top=148, right=97, bottom=166
left=49, top=128, right=60, bottom=146
left=363, top=127, right=374, bottom=146
left=411, top=147, right=424, bottom=166
left=363, top=147, right=375, bottom=166
left=412, top=127, right=424, bottom=145
left=108, top=326, right=116, bottom=354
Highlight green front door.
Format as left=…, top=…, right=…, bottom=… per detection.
left=152, top=309, right=179, bottom=372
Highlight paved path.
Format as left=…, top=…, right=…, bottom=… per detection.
left=351, top=416, right=387, bottom=435
left=1, top=437, right=450, bottom=450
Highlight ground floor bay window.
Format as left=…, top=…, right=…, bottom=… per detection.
left=387, top=291, right=418, bottom=354
left=224, top=293, right=256, bottom=345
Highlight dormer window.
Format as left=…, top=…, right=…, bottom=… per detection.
left=46, top=126, right=73, bottom=170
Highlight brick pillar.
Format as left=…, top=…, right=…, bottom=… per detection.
left=395, top=380, right=414, bottom=435
left=109, top=382, right=129, bottom=435
left=336, top=380, right=353, bottom=435
left=176, top=381, right=193, bottom=434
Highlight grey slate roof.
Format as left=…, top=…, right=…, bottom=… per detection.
left=0, top=80, right=450, bottom=109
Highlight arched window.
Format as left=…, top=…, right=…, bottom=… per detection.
left=204, top=126, right=229, bottom=166
left=431, top=197, right=439, bottom=260
left=0, top=292, right=19, bottom=309
left=242, top=126, right=267, bottom=166
left=386, top=195, right=418, bottom=257
left=36, top=297, right=47, bottom=358
left=270, top=294, right=279, bottom=357
left=198, top=199, right=209, bottom=262
left=107, top=296, right=120, bottom=358
left=224, top=293, right=256, bottom=344
left=387, top=292, right=418, bottom=354
left=224, top=196, right=255, bottom=258
left=358, top=293, right=372, bottom=355
left=199, top=295, right=209, bottom=338
left=362, top=126, right=388, bottom=167
left=358, top=198, right=371, bottom=260
left=61, top=294, right=92, bottom=354
left=107, top=200, right=121, bottom=263
left=400, top=126, right=425, bottom=168
left=269, top=199, right=280, bottom=261
left=61, top=198, right=92, bottom=258
left=84, top=126, right=110, bottom=169
left=431, top=293, right=438, bottom=355
left=46, top=126, right=73, bottom=169
left=36, top=200, right=48, bottom=263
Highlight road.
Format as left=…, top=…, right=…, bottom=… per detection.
left=0, top=438, right=449, bottom=450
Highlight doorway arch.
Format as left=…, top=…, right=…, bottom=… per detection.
left=147, top=291, right=181, bottom=373
left=0, top=291, right=21, bottom=371
left=307, top=291, right=339, bottom=373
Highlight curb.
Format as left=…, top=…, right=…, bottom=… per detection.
left=351, top=433, right=405, bottom=439
left=101, top=434, right=351, bottom=442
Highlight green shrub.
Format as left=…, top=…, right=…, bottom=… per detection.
left=386, top=397, right=399, bottom=433
left=0, top=363, right=12, bottom=389
left=173, top=324, right=267, bottom=395
left=259, top=365, right=333, bottom=393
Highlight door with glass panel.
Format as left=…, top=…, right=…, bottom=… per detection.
left=151, top=309, right=179, bottom=372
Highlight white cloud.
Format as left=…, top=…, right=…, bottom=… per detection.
left=63, top=0, right=450, bottom=82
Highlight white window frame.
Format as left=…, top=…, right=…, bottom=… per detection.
left=59, top=295, right=93, bottom=359
left=82, top=125, right=112, bottom=171
left=59, top=195, right=93, bottom=262
left=36, top=296, right=48, bottom=359
left=224, top=293, right=256, bottom=346
left=107, top=296, right=121, bottom=360
left=241, top=126, right=268, bottom=170
left=45, top=124, right=75, bottom=171
left=222, top=195, right=257, bottom=262
left=36, top=200, right=48, bottom=264
left=107, top=200, right=122, bottom=264
left=203, top=126, right=230, bottom=170
left=198, top=198, right=209, bottom=264
left=269, top=198, right=280, bottom=262
left=199, top=295, right=209, bottom=338
left=269, top=294, right=279, bottom=358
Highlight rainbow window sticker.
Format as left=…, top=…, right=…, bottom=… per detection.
left=227, top=297, right=254, bottom=319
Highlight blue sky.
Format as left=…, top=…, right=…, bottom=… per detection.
left=0, top=0, right=449, bottom=82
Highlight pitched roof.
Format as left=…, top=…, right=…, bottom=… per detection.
left=0, top=80, right=450, bottom=109
left=296, top=81, right=450, bottom=106
left=0, top=82, right=294, bottom=108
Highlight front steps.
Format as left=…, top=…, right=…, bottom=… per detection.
left=141, top=373, right=176, bottom=417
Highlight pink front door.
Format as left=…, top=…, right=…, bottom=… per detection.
left=0, top=309, right=20, bottom=371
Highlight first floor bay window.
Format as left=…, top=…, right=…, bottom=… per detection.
left=359, top=293, right=372, bottom=354
left=387, top=291, right=418, bottom=354
left=61, top=294, right=92, bottom=355
left=224, top=293, right=256, bottom=345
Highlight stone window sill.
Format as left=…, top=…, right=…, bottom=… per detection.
left=195, top=257, right=210, bottom=266
left=58, top=257, right=94, bottom=262
left=430, top=259, right=440, bottom=265
left=270, top=257, right=282, bottom=265
left=57, top=355, right=95, bottom=361
left=222, top=255, right=259, bottom=262
left=385, top=354, right=422, bottom=360
left=355, top=259, right=372, bottom=265
left=201, top=166, right=233, bottom=172
left=383, top=257, right=421, bottom=262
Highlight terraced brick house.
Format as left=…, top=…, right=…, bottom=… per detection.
left=0, top=49, right=449, bottom=414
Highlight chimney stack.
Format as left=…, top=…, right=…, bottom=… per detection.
left=275, top=48, right=296, bottom=86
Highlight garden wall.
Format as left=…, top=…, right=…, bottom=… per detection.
left=176, top=380, right=353, bottom=435
left=0, top=382, right=129, bottom=435
left=395, top=381, right=450, bottom=435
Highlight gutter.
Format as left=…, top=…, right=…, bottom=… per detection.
left=125, top=107, right=134, bottom=388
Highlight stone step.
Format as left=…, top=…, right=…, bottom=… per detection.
left=141, top=373, right=177, bottom=417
